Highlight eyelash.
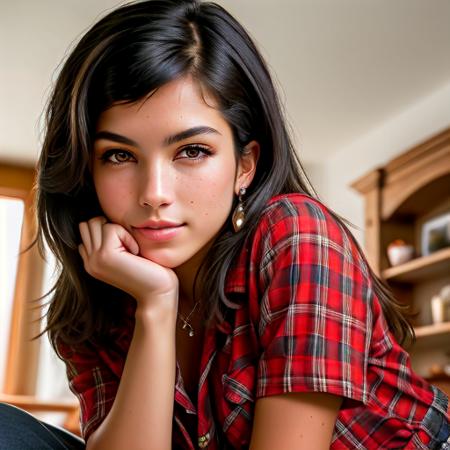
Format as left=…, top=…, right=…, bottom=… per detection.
left=100, top=149, right=134, bottom=165
left=177, top=144, right=212, bottom=162
left=100, top=145, right=213, bottom=165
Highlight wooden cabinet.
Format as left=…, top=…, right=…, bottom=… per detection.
left=351, top=127, right=450, bottom=393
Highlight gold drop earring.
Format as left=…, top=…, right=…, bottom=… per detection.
left=232, top=187, right=246, bottom=232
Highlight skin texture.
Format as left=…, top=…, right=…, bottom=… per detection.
left=250, top=392, right=342, bottom=449
left=90, top=75, right=259, bottom=304
left=79, top=75, right=341, bottom=449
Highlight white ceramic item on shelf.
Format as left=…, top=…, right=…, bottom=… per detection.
left=430, top=285, right=450, bottom=324
left=431, top=295, right=445, bottom=324
left=445, top=364, right=450, bottom=377
left=387, top=240, right=415, bottom=266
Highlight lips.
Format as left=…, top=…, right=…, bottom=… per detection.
left=135, top=220, right=184, bottom=229
left=132, top=221, right=185, bottom=241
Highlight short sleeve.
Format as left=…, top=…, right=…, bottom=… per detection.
left=254, top=195, right=372, bottom=406
left=56, top=337, right=124, bottom=442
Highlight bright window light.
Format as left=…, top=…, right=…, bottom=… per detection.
left=0, top=197, right=24, bottom=391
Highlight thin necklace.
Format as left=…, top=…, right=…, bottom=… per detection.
left=178, top=300, right=201, bottom=337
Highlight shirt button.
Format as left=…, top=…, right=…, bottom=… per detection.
left=198, top=432, right=210, bottom=448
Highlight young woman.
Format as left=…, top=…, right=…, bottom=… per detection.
left=0, top=0, right=449, bottom=449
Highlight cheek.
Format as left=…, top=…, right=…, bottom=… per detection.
left=94, top=173, right=133, bottom=217
left=182, top=164, right=235, bottom=218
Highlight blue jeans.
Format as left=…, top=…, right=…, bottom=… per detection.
left=0, top=402, right=85, bottom=449
left=437, top=418, right=450, bottom=449
left=426, top=386, right=450, bottom=449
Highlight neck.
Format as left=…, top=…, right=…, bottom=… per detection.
left=175, top=280, right=195, bottom=307
left=174, top=241, right=213, bottom=306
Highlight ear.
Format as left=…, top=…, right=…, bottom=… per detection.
left=235, top=140, right=260, bottom=195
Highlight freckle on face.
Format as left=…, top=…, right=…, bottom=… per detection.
left=92, top=76, right=239, bottom=271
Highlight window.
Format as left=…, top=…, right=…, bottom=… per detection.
left=0, top=163, right=44, bottom=395
left=0, top=197, right=24, bottom=390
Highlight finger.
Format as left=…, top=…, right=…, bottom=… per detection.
left=87, top=216, right=107, bottom=250
left=78, top=243, right=87, bottom=264
left=78, top=222, right=92, bottom=254
left=120, top=228, right=140, bottom=255
left=103, top=223, right=140, bottom=255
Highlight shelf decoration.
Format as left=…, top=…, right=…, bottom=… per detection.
left=431, top=284, right=450, bottom=324
left=387, top=239, right=415, bottom=267
left=421, top=211, right=450, bottom=256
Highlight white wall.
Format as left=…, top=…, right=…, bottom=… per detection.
left=308, top=80, right=450, bottom=248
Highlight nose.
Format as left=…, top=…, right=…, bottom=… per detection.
left=138, top=160, right=173, bottom=209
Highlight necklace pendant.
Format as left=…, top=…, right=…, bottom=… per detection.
left=178, top=300, right=200, bottom=337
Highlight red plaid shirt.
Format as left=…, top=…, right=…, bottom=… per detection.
left=57, top=193, right=449, bottom=449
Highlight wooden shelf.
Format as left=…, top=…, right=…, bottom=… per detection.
left=382, top=247, right=450, bottom=283
left=414, top=321, right=450, bottom=338
left=0, top=393, right=78, bottom=412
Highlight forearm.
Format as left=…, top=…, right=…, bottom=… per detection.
left=86, top=300, right=177, bottom=450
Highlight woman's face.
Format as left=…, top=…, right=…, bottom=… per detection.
left=92, top=76, right=258, bottom=277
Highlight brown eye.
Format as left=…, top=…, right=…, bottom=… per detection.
left=185, top=147, right=201, bottom=158
left=111, top=151, right=130, bottom=163
left=177, top=145, right=212, bottom=161
left=101, top=149, right=134, bottom=164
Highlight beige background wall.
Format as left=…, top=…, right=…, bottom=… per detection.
left=308, top=80, right=450, bottom=247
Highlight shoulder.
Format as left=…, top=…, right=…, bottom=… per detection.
left=250, top=193, right=368, bottom=275
left=254, top=193, right=346, bottom=239
left=242, top=196, right=374, bottom=406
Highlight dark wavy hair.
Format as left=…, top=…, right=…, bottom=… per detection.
left=36, top=0, right=414, bottom=349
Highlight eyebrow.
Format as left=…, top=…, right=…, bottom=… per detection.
left=94, top=126, right=221, bottom=147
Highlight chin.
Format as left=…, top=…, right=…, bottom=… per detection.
left=138, top=248, right=187, bottom=269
